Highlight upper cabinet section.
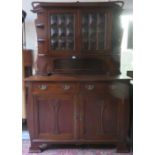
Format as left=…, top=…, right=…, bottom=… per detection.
left=32, top=1, right=123, bottom=56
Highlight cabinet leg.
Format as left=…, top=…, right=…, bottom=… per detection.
left=29, top=143, right=42, bottom=153
left=116, top=142, right=130, bottom=153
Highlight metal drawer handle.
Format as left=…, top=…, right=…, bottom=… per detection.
left=39, top=84, right=47, bottom=90
left=85, top=84, right=95, bottom=90
left=63, top=84, right=70, bottom=90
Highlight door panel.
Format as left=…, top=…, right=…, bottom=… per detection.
left=80, top=94, right=120, bottom=140
left=33, top=94, right=77, bottom=140
left=48, top=10, right=78, bottom=54
left=80, top=9, right=111, bottom=52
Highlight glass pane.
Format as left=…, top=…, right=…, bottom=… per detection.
left=50, top=13, right=75, bottom=51
left=81, top=12, right=106, bottom=51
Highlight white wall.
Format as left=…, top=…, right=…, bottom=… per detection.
left=121, top=50, right=133, bottom=75
left=25, top=21, right=37, bottom=50
left=25, top=21, right=38, bottom=75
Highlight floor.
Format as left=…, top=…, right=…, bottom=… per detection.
left=22, top=123, right=133, bottom=155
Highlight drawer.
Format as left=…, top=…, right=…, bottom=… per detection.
left=32, top=82, right=77, bottom=94
left=80, top=82, right=109, bottom=93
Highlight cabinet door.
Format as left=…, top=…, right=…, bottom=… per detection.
left=33, top=94, right=78, bottom=140
left=48, top=10, right=78, bottom=55
left=80, top=94, right=120, bottom=141
left=80, top=9, right=112, bottom=52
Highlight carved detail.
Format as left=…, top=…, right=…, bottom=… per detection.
left=50, top=100, right=61, bottom=134
left=97, top=100, right=107, bottom=134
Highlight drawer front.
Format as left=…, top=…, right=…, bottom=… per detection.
left=32, top=82, right=77, bottom=94
left=80, top=82, right=109, bottom=93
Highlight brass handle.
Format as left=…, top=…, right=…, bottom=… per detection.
left=85, top=84, right=95, bottom=90
left=39, top=84, right=47, bottom=90
left=63, top=84, right=70, bottom=90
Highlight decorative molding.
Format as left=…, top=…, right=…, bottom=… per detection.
left=97, top=99, right=107, bottom=134
left=50, top=100, right=61, bottom=134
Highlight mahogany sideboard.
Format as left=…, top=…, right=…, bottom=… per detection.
left=25, top=1, right=131, bottom=153
left=25, top=75, right=131, bottom=153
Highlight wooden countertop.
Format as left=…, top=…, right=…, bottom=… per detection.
left=25, top=74, right=131, bottom=82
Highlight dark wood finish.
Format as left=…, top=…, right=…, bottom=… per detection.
left=36, top=54, right=121, bottom=75
left=127, top=70, right=133, bottom=78
left=32, top=1, right=123, bottom=75
left=80, top=94, right=119, bottom=140
left=127, top=70, right=133, bottom=150
left=23, top=49, right=33, bottom=79
left=25, top=74, right=131, bottom=82
left=33, top=94, right=77, bottom=139
left=26, top=75, right=131, bottom=152
left=23, top=49, right=33, bottom=67
left=25, top=1, right=131, bottom=153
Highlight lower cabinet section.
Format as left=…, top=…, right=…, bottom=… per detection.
left=26, top=81, right=130, bottom=153
left=80, top=94, right=119, bottom=140
left=33, top=94, right=77, bottom=140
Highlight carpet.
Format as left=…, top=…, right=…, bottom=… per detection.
left=22, top=140, right=133, bottom=155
